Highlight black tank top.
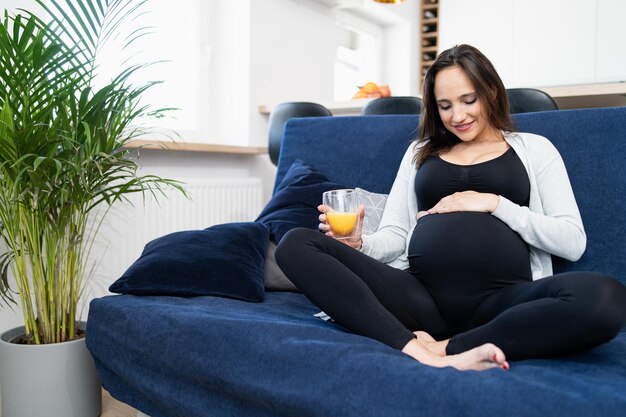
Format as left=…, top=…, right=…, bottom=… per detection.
left=415, top=147, right=530, bottom=209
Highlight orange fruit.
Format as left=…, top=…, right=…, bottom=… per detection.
left=379, top=85, right=391, bottom=97
left=362, top=82, right=379, bottom=93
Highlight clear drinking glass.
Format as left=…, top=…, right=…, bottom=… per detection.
left=322, top=189, right=360, bottom=240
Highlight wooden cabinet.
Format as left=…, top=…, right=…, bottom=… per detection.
left=419, top=0, right=439, bottom=90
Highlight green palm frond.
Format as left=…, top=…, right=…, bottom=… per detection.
left=0, top=0, right=186, bottom=344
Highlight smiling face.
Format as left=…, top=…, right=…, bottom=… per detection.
left=433, top=65, right=501, bottom=143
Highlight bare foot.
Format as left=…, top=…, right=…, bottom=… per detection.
left=403, top=338, right=509, bottom=371
left=446, top=343, right=509, bottom=371
left=413, top=331, right=447, bottom=357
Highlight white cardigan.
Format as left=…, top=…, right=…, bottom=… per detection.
left=360, top=132, right=586, bottom=280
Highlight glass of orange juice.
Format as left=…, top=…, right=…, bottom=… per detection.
left=323, top=189, right=360, bottom=240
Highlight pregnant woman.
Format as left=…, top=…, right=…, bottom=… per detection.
left=275, top=44, right=626, bottom=371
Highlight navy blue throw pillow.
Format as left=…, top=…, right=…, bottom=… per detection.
left=109, top=222, right=268, bottom=301
left=255, top=159, right=347, bottom=243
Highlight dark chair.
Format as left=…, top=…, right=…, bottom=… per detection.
left=360, top=96, right=423, bottom=115
left=506, top=88, right=559, bottom=114
left=268, top=102, right=332, bottom=166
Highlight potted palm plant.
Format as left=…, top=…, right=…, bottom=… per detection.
left=0, top=1, right=183, bottom=415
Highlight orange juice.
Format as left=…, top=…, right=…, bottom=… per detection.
left=326, top=212, right=358, bottom=236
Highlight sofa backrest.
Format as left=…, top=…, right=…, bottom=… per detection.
left=277, top=107, right=626, bottom=284
left=275, top=115, right=418, bottom=194
left=513, top=107, right=625, bottom=283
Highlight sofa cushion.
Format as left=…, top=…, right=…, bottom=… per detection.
left=263, top=241, right=299, bottom=292
left=256, top=159, right=347, bottom=243
left=109, top=222, right=268, bottom=301
left=355, top=187, right=389, bottom=235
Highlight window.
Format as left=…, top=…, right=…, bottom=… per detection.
left=60, top=0, right=212, bottom=143
left=333, top=13, right=383, bottom=101
left=129, top=0, right=211, bottom=141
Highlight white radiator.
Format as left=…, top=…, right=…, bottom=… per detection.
left=130, top=178, right=264, bottom=238
left=86, top=178, right=265, bottom=300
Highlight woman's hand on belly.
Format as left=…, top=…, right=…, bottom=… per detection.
left=426, top=191, right=499, bottom=215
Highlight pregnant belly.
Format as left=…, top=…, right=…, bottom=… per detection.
left=408, top=212, right=531, bottom=288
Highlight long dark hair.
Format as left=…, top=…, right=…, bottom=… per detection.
left=414, top=44, right=514, bottom=167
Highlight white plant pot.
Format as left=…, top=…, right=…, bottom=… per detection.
left=0, top=322, right=102, bottom=417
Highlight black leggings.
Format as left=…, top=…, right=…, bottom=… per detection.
left=275, top=228, right=626, bottom=360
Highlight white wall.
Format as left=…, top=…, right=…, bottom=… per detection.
left=438, top=0, right=515, bottom=84
left=248, top=0, right=337, bottom=147
left=596, top=0, right=626, bottom=83
left=0, top=0, right=40, bottom=13
left=246, top=0, right=419, bottom=146
left=209, top=1, right=252, bottom=146
left=382, top=2, right=420, bottom=96
left=439, top=0, right=626, bottom=88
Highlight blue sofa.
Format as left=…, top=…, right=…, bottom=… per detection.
left=87, top=106, right=626, bottom=417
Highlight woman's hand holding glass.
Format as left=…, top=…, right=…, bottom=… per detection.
left=319, top=189, right=364, bottom=250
